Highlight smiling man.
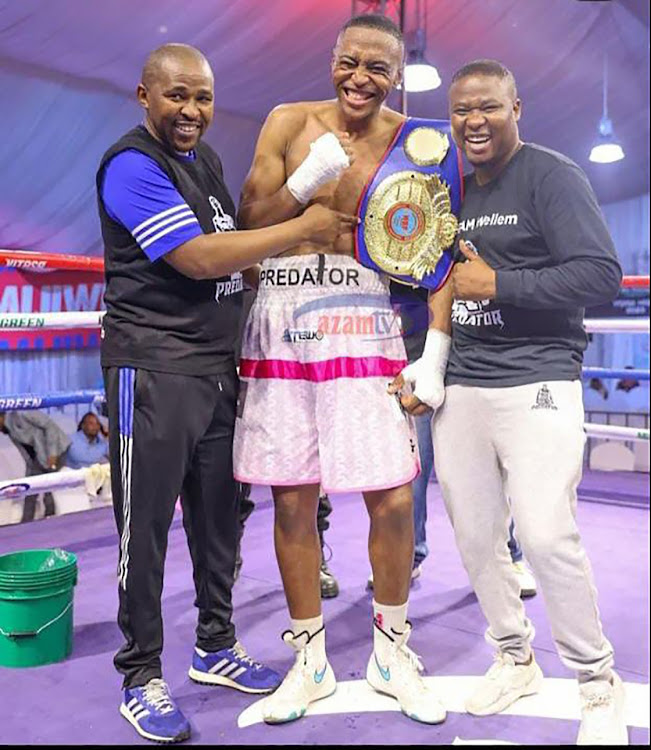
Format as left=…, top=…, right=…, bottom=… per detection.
left=396, top=59, right=626, bottom=745
left=96, top=43, right=353, bottom=744
left=233, top=14, right=445, bottom=727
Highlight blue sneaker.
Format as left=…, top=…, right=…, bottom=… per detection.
left=120, top=678, right=191, bottom=743
left=188, top=640, right=281, bottom=694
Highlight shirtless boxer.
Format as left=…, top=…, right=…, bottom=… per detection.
left=232, top=14, right=446, bottom=725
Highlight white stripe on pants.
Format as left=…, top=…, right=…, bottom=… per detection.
left=432, top=380, right=614, bottom=681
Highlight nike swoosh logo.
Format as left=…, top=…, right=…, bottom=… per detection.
left=314, top=665, right=327, bottom=684
left=374, top=655, right=390, bottom=682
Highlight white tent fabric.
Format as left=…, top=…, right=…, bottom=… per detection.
left=0, top=0, right=648, bottom=257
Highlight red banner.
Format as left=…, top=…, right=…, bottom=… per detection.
left=0, top=268, right=104, bottom=351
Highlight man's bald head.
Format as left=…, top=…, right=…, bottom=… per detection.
left=137, top=43, right=215, bottom=153
left=141, top=44, right=213, bottom=88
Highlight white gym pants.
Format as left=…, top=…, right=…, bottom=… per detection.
left=432, top=380, right=614, bottom=681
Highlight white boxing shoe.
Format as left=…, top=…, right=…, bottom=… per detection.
left=262, top=628, right=336, bottom=724
left=366, top=621, right=446, bottom=724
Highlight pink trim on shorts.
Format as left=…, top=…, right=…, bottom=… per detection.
left=321, top=463, right=420, bottom=495
left=240, top=356, right=406, bottom=382
left=233, top=472, right=322, bottom=487
left=234, top=464, right=419, bottom=494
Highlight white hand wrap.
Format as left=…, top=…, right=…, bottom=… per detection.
left=400, top=329, right=451, bottom=410
left=286, top=132, right=350, bottom=204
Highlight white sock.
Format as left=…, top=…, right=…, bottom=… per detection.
left=290, top=614, right=326, bottom=665
left=373, top=600, right=408, bottom=663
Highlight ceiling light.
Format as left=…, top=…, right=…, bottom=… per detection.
left=404, top=48, right=441, bottom=92
left=589, top=57, right=624, bottom=164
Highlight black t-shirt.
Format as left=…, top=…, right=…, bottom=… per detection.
left=447, top=143, right=621, bottom=387
left=97, top=126, right=242, bottom=376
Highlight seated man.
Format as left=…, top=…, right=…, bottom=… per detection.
left=234, top=14, right=445, bottom=725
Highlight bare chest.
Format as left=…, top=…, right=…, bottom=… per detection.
left=286, top=129, right=395, bottom=215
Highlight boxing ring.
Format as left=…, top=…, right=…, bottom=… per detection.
left=0, top=250, right=649, bottom=745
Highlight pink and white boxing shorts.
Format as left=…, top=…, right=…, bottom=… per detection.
left=233, top=254, right=419, bottom=493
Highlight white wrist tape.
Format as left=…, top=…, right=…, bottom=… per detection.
left=400, top=329, right=451, bottom=410
left=286, top=132, right=350, bottom=204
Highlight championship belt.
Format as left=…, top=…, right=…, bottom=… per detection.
left=354, top=118, right=463, bottom=290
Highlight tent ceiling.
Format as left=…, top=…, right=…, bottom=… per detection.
left=0, top=0, right=648, bottom=205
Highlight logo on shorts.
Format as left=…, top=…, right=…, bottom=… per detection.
left=282, top=328, right=324, bottom=343
left=531, top=384, right=558, bottom=411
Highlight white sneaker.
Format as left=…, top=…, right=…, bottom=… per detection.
left=577, top=672, right=628, bottom=745
left=465, top=651, right=544, bottom=716
left=262, top=629, right=336, bottom=724
left=512, top=560, right=537, bottom=599
left=366, top=622, right=446, bottom=724
left=367, top=564, right=422, bottom=590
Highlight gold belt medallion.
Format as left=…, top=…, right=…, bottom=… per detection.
left=363, top=170, right=458, bottom=281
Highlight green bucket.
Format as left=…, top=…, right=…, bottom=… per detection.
left=0, top=549, right=78, bottom=668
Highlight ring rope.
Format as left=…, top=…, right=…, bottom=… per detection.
left=583, top=318, right=649, bottom=334
left=621, top=275, right=650, bottom=289
left=0, top=464, right=107, bottom=500
left=1, top=249, right=648, bottom=289
left=0, top=311, right=104, bottom=329
left=0, top=390, right=105, bottom=411
left=582, top=367, right=649, bottom=381
left=0, top=249, right=103, bottom=273
left=584, top=423, right=649, bottom=443
left=1, top=311, right=648, bottom=334
left=2, top=421, right=646, bottom=501
left=3, top=361, right=648, bottom=413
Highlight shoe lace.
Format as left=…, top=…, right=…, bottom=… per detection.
left=273, top=630, right=314, bottom=695
left=321, top=539, right=334, bottom=565
left=143, top=679, right=175, bottom=715
left=231, top=641, right=263, bottom=670
left=581, top=689, right=615, bottom=738
left=585, top=692, right=613, bottom=711
left=486, top=651, right=517, bottom=679
left=393, top=626, right=426, bottom=683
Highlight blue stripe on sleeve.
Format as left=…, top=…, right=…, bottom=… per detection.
left=101, top=149, right=203, bottom=261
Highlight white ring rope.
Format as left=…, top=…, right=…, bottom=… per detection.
left=2, top=422, right=647, bottom=501
left=0, top=311, right=104, bottom=329
left=0, top=310, right=648, bottom=334
left=584, top=423, right=649, bottom=443
left=584, top=318, right=649, bottom=334
left=0, top=464, right=110, bottom=500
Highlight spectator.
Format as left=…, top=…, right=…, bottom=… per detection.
left=590, top=377, right=609, bottom=400
left=66, top=412, right=110, bottom=469
left=0, top=410, right=70, bottom=523
left=615, top=373, right=640, bottom=394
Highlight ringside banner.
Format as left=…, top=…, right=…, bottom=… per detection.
left=0, top=267, right=104, bottom=350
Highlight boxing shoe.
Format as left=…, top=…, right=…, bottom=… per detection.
left=366, top=621, right=446, bottom=724
left=263, top=628, right=336, bottom=724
